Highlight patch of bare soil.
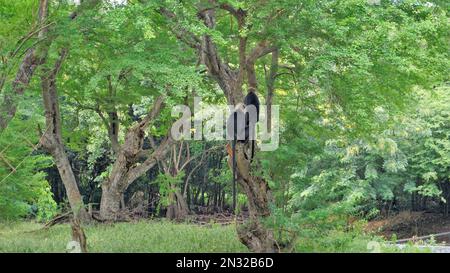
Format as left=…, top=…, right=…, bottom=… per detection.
left=366, top=211, right=450, bottom=244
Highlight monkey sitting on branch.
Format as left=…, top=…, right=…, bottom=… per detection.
left=226, top=89, right=260, bottom=213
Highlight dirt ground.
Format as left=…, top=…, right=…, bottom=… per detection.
left=366, top=211, right=450, bottom=244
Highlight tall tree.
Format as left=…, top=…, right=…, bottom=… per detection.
left=54, top=2, right=206, bottom=220
left=99, top=95, right=173, bottom=220
left=158, top=0, right=448, bottom=252
left=40, top=48, right=90, bottom=222
left=159, top=0, right=281, bottom=252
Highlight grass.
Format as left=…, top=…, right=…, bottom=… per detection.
left=0, top=220, right=248, bottom=253
left=0, top=219, right=435, bottom=253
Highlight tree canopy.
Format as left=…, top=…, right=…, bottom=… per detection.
left=0, top=0, right=448, bottom=253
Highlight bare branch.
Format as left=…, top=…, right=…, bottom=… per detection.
left=125, top=135, right=174, bottom=186
left=247, top=41, right=277, bottom=66
left=138, top=95, right=165, bottom=130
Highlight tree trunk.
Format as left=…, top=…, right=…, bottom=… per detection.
left=100, top=183, right=122, bottom=220
left=98, top=96, right=172, bottom=220
left=40, top=49, right=90, bottom=222
left=162, top=142, right=192, bottom=220
left=234, top=142, right=276, bottom=252
left=98, top=139, right=171, bottom=220
left=264, top=49, right=279, bottom=133
left=166, top=188, right=189, bottom=220
left=52, top=146, right=91, bottom=221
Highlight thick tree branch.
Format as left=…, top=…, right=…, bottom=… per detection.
left=125, top=135, right=173, bottom=187
left=100, top=94, right=172, bottom=219
left=265, top=48, right=279, bottom=133
left=139, top=95, right=165, bottom=130
left=247, top=41, right=277, bottom=66
left=106, top=75, right=120, bottom=154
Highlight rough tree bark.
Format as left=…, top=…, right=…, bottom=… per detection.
left=40, top=48, right=91, bottom=222
left=71, top=217, right=87, bottom=253
left=166, top=188, right=190, bottom=220
left=264, top=48, right=279, bottom=133
left=234, top=143, right=275, bottom=252
left=162, top=2, right=278, bottom=252
left=99, top=96, right=173, bottom=220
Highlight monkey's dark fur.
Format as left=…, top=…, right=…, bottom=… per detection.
left=226, top=90, right=260, bottom=213
left=243, top=89, right=260, bottom=161
left=244, top=90, right=260, bottom=122
left=226, top=90, right=260, bottom=143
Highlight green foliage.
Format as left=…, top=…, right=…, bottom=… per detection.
left=0, top=0, right=39, bottom=98
left=259, top=0, right=448, bottom=138
left=265, top=85, right=450, bottom=250
left=0, top=0, right=37, bottom=55
left=398, top=86, right=450, bottom=200
left=155, top=171, right=185, bottom=209
left=0, top=0, right=449, bottom=252
left=0, top=117, right=56, bottom=220
left=257, top=1, right=448, bottom=248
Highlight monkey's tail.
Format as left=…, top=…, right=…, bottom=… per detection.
left=232, top=139, right=237, bottom=215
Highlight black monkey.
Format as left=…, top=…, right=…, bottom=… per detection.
left=244, top=88, right=260, bottom=122
left=226, top=91, right=260, bottom=145
left=226, top=89, right=260, bottom=213
left=243, top=88, right=260, bottom=161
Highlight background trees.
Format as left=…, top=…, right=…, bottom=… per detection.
left=0, top=0, right=448, bottom=253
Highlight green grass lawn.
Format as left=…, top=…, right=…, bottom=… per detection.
left=0, top=220, right=434, bottom=253
left=0, top=220, right=248, bottom=253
